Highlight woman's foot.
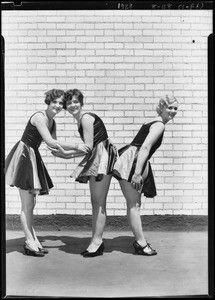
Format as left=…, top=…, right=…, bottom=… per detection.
left=38, top=247, right=49, bottom=254
left=82, top=242, right=105, bottom=257
left=23, top=242, right=45, bottom=257
left=133, top=240, right=157, bottom=256
left=34, top=236, right=49, bottom=254
left=81, top=240, right=102, bottom=254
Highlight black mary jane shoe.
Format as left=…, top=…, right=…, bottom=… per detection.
left=23, top=243, right=45, bottom=257
left=38, top=247, right=49, bottom=254
left=82, top=242, right=105, bottom=258
left=133, top=241, right=157, bottom=256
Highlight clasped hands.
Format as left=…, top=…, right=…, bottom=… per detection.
left=48, top=143, right=90, bottom=159
left=131, top=173, right=144, bottom=193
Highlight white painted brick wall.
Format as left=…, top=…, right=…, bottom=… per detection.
left=2, top=9, right=212, bottom=216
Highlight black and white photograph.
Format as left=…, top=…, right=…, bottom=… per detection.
left=1, top=1, right=213, bottom=298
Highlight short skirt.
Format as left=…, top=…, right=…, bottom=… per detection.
left=112, top=144, right=157, bottom=197
left=71, top=138, right=118, bottom=183
left=5, top=141, right=53, bottom=195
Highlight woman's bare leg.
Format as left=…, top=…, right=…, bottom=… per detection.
left=19, top=188, right=39, bottom=251
left=119, top=180, right=147, bottom=247
left=32, top=228, right=43, bottom=249
left=86, top=175, right=112, bottom=252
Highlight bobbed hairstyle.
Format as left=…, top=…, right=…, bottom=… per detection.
left=63, top=89, right=84, bottom=110
left=44, top=89, right=65, bottom=105
left=156, top=94, right=178, bottom=115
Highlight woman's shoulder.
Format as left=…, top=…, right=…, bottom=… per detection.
left=30, top=111, right=46, bottom=125
left=80, top=112, right=95, bottom=125
left=31, top=111, right=45, bottom=120
left=149, top=120, right=165, bottom=134
left=142, top=119, right=164, bottom=133
left=82, top=112, right=96, bottom=118
left=145, top=118, right=164, bottom=126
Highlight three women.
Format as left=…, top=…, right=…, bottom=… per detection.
left=6, top=89, right=178, bottom=257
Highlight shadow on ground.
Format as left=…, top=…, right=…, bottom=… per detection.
left=6, top=235, right=134, bottom=255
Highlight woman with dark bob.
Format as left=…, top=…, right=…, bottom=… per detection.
left=112, top=95, right=178, bottom=256
left=51, top=89, right=118, bottom=257
left=5, top=89, right=89, bottom=257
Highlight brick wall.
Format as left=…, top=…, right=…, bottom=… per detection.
left=2, top=9, right=212, bottom=216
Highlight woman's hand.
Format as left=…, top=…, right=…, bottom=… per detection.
left=51, top=151, right=68, bottom=158
left=77, top=143, right=91, bottom=153
left=48, top=144, right=87, bottom=159
left=131, top=173, right=144, bottom=192
left=49, top=144, right=68, bottom=158
left=48, top=144, right=66, bottom=155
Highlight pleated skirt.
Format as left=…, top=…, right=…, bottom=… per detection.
left=5, top=141, right=53, bottom=195
left=112, top=144, right=157, bottom=197
left=71, top=138, right=118, bottom=183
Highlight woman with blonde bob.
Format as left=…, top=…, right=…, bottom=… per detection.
left=112, top=94, right=178, bottom=256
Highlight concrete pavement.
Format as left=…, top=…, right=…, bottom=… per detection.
left=5, top=229, right=208, bottom=298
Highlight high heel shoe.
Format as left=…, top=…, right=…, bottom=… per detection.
left=133, top=241, right=157, bottom=256
left=38, top=247, right=49, bottom=254
left=81, top=242, right=104, bottom=256
left=82, top=242, right=105, bottom=257
left=23, top=243, right=45, bottom=257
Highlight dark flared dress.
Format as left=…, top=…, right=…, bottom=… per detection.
left=5, top=112, right=55, bottom=195
left=112, top=121, right=164, bottom=197
left=71, top=112, right=118, bottom=183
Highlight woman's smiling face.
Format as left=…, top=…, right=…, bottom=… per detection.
left=66, top=96, right=82, bottom=117
left=161, top=101, right=178, bottom=122
left=48, top=96, right=64, bottom=115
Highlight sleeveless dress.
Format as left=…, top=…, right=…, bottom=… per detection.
left=5, top=112, right=55, bottom=195
left=71, top=112, right=118, bottom=183
left=112, top=121, right=164, bottom=197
